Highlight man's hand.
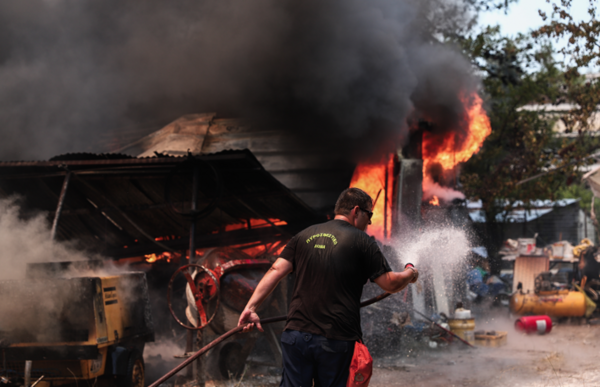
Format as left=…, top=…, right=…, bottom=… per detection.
left=237, top=258, right=292, bottom=333
left=238, top=307, right=263, bottom=333
left=405, top=266, right=419, bottom=283
left=374, top=265, right=419, bottom=293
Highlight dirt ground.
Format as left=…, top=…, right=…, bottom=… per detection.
left=370, top=321, right=600, bottom=387
left=196, top=317, right=600, bottom=387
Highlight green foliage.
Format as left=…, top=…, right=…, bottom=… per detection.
left=533, top=0, right=599, bottom=71
left=556, top=181, right=600, bottom=216
left=455, top=3, right=600, bottom=224
left=532, top=0, right=600, bottom=135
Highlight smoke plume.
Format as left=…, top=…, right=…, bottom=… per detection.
left=0, top=0, right=478, bottom=161
left=0, top=197, right=91, bottom=279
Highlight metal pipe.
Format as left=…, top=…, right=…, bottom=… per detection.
left=24, top=361, right=32, bottom=387
left=30, top=375, right=44, bottom=387
left=411, top=308, right=474, bottom=348
left=189, top=165, right=199, bottom=264
left=187, top=165, right=204, bottom=387
left=50, top=171, right=71, bottom=240
left=384, top=161, right=388, bottom=239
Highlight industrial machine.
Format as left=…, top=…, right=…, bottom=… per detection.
left=510, top=289, right=587, bottom=317
left=168, top=247, right=287, bottom=379
left=0, top=261, right=154, bottom=387
left=509, top=271, right=594, bottom=317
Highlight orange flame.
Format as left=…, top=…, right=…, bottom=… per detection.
left=145, top=236, right=180, bottom=263
left=422, top=92, right=491, bottom=198
left=349, top=154, right=395, bottom=241
left=423, top=92, right=491, bottom=174
left=145, top=252, right=178, bottom=263
left=145, top=253, right=159, bottom=263
left=223, top=218, right=287, bottom=232
left=429, top=196, right=439, bottom=206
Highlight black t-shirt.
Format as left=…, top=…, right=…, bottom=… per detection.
left=279, top=219, right=392, bottom=341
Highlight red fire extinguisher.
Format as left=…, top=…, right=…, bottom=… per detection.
left=515, top=316, right=552, bottom=335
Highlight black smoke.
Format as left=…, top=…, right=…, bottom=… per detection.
left=0, top=0, right=478, bottom=161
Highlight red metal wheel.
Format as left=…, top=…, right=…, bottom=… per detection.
left=167, top=264, right=221, bottom=330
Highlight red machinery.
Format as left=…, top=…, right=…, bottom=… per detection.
left=167, top=247, right=287, bottom=379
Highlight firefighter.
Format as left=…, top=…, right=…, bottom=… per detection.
left=238, top=187, right=418, bottom=387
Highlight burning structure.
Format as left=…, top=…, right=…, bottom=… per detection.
left=0, top=150, right=321, bottom=383
left=0, top=88, right=492, bottom=381
left=0, top=71, right=494, bottom=383
left=0, top=0, right=499, bottom=384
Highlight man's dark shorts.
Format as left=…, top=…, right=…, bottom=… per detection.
left=280, top=330, right=355, bottom=387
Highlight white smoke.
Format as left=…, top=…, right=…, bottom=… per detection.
left=0, top=196, right=93, bottom=280
left=422, top=176, right=466, bottom=203
left=391, top=225, right=471, bottom=268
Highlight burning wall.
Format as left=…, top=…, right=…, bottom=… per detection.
left=421, top=93, right=492, bottom=205
left=349, top=154, right=396, bottom=242
left=350, top=91, right=492, bottom=242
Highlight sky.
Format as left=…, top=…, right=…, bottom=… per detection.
left=479, top=0, right=591, bottom=36
left=478, top=0, right=595, bottom=72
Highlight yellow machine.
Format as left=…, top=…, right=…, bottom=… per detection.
left=0, top=261, right=154, bottom=387
left=509, top=289, right=587, bottom=317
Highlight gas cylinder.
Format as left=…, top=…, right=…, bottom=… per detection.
left=515, top=315, right=552, bottom=334
left=509, top=290, right=586, bottom=317
left=448, top=308, right=475, bottom=344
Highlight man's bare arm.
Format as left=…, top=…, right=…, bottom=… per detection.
left=373, top=267, right=418, bottom=294
left=237, top=257, right=293, bottom=332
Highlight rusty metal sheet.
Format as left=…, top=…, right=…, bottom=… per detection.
left=0, top=150, right=322, bottom=258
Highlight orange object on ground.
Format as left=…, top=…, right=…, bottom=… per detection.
left=347, top=341, right=373, bottom=387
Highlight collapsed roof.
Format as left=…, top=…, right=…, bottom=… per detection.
left=0, top=150, right=322, bottom=259
left=111, top=113, right=355, bottom=213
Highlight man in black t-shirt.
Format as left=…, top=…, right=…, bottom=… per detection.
left=238, top=188, right=418, bottom=387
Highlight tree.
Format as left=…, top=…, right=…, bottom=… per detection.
left=451, top=2, right=600, bottom=265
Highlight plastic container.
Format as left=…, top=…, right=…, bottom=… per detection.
left=454, top=308, right=472, bottom=319
left=517, top=238, right=536, bottom=255
left=514, top=315, right=552, bottom=335
left=448, top=317, right=476, bottom=344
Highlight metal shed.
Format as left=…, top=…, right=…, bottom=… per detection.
left=0, top=149, right=322, bottom=259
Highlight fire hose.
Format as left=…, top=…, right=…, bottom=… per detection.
left=149, top=292, right=392, bottom=387
left=150, top=288, right=472, bottom=387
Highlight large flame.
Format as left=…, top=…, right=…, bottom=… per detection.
left=145, top=251, right=178, bottom=263
left=223, top=218, right=287, bottom=232
left=422, top=92, right=491, bottom=201
left=349, top=153, right=395, bottom=241
left=144, top=236, right=181, bottom=263
left=143, top=220, right=287, bottom=263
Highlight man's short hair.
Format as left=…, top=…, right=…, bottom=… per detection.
left=334, top=188, right=373, bottom=216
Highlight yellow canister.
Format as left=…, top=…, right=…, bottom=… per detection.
left=448, top=318, right=476, bottom=344
left=510, top=290, right=586, bottom=317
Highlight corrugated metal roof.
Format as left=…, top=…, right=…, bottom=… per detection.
left=467, top=199, right=580, bottom=223
left=0, top=149, right=322, bottom=259
left=111, top=114, right=355, bottom=213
